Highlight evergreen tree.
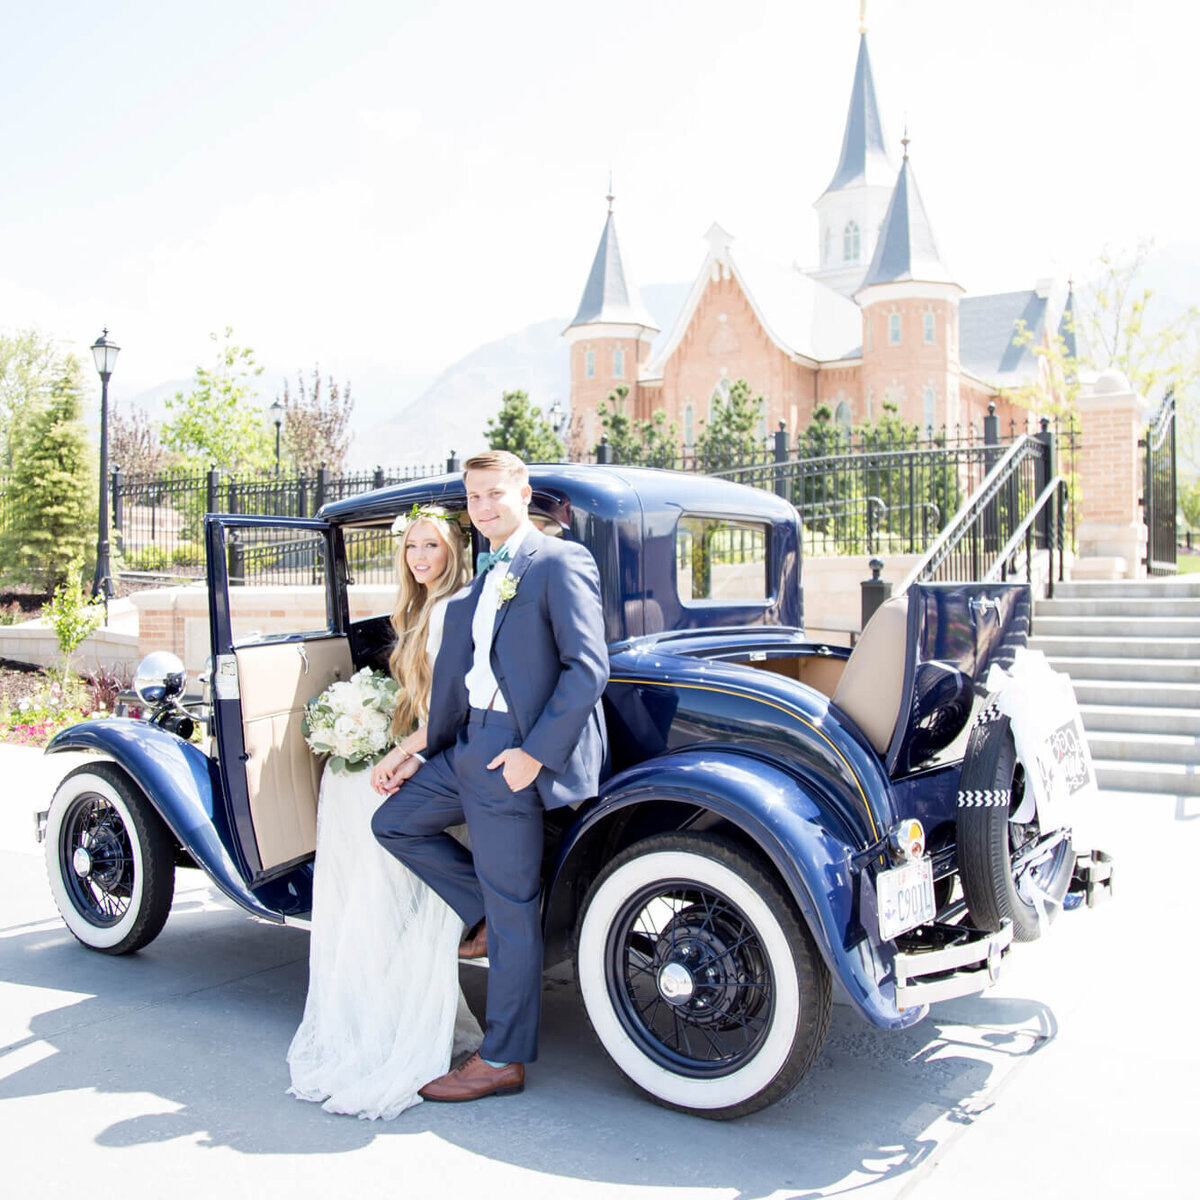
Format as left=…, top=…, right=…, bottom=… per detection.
left=596, top=385, right=679, bottom=466
left=484, top=389, right=565, bottom=461
left=0, top=328, right=67, bottom=472
left=0, top=357, right=95, bottom=590
left=695, top=378, right=765, bottom=468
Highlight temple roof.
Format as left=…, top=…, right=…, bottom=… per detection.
left=822, top=33, right=895, bottom=195
left=857, top=151, right=955, bottom=290
left=565, top=205, right=659, bottom=332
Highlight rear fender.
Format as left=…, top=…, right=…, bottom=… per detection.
left=45, top=720, right=281, bottom=922
left=546, top=749, right=920, bottom=1031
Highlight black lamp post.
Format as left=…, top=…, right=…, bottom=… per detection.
left=269, top=399, right=284, bottom=476
left=90, top=328, right=120, bottom=600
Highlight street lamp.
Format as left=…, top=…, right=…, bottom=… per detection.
left=268, top=398, right=284, bottom=476
left=90, top=328, right=120, bottom=600
left=547, top=400, right=564, bottom=434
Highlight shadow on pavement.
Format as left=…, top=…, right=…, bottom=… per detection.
left=0, top=880, right=1058, bottom=1198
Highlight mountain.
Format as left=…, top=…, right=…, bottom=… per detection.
left=349, top=282, right=690, bottom=470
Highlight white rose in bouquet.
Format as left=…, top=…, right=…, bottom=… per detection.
left=302, top=667, right=401, bottom=774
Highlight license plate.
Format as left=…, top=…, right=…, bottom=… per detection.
left=877, top=858, right=936, bottom=941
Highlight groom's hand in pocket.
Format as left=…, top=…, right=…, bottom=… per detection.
left=487, top=747, right=542, bottom=792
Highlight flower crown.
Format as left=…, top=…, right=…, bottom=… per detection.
left=391, top=503, right=461, bottom=544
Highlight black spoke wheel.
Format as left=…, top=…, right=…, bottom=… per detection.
left=45, top=763, right=175, bottom=955
left=576, top=832, right=831, bottom=1119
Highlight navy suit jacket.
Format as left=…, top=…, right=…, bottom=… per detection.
left=425, top=527, right=609, bottom=809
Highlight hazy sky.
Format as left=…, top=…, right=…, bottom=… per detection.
left=1, top=0, right=1195, bottom=399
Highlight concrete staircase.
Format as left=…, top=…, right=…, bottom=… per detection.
left=1030, top=577, right=1200, bottom=796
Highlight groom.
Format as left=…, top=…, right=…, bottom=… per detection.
left=372, top=450, right=609, bottom=1101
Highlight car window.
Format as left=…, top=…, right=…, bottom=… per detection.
left=226, top=526, right=334, bottom=644
left=676, top=516, right=769, bottom=603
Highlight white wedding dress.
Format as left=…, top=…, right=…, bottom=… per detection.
left=287, top=598, right=483, bottom=1120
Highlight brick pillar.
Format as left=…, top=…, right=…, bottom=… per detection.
left=1073, top=371, right=1148, bottom=579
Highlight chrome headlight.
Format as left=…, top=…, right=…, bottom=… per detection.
left=133, top=652, right=187, bottom=705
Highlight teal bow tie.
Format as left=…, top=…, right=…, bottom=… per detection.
left=476, top=544, right=512, bottom=574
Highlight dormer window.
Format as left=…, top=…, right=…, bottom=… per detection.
left=613, top=348, right=625, bottom=378
left=843, top=220, right=860, bottom=262
left=585, top=350, right=595, bottom=379
left=888, top=313, right=902, bottom=345
left=923, top=312, right=936, bottom=345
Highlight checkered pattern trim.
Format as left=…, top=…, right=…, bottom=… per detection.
left=972, top=701, right=1003, bottom=728
left=957, top=788, right=1011, bottom=808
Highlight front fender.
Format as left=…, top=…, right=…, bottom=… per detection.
left=45, top=720, right=281, bottom=922
left=547, top=748, right=921, bottom=1031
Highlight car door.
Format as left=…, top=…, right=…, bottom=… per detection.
left=205, top=514, right=353, bottom=885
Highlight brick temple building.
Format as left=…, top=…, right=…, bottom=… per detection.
left=562, top=26, right=1075, bottom=453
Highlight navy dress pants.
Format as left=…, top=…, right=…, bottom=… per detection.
left=371, top=709, right=545, bottom=1065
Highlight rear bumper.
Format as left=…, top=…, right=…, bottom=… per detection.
left=1069, top=849, right=1114, bottom=908
left=894, top=921, right=1014, bottom=1010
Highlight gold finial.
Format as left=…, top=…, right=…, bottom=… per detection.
left=859, top=0, right=868, bottom=34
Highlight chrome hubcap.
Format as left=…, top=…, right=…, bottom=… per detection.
left=72, top=846, right=92, bottom=878
left=657, top=961, right=695, bottom=1003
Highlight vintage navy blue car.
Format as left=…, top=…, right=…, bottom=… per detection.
left=37, top=465, right=1109, bottom=1118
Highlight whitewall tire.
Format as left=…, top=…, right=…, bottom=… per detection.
left=45, top=763, right=175, bottom=955
left=575, top=832, right=831, bottom=1119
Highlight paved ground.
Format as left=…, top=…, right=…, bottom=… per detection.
left=1, top=744, right=1194, bottom=1200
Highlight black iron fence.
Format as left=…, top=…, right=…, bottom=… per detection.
left=112, top=459, right=453, bottom=577
left=711, top=411, right=1076, bottom=559
left=0, top=417, right=1079, bottom=590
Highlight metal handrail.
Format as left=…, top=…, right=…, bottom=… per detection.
left=983, top=477, right=1067, bottom=590
left=898, top=436, right=1043, bottom=593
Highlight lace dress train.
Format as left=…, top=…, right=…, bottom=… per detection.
left=287, top=766, right=483, bottom=1120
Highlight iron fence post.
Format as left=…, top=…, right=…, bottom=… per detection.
left=297, top=472, right=309, bottom=518
left=447, top=451, right=462, bottom=474
left=773, top=422, right=788, bottom=499
left=1034, top=417, right=1055, bottom=549
left=111, top=466, right=124, bottom=554
left=373, top=465, right=385, bottom=490
left=595, top=436, right=614, bottom=464
left=316, top=464, right=330, bottom=513
left=860, top=557, right=891, bottom=631
left=206, top=465, right=220, bottom=515
left=227, top=530, right=244, bottom=587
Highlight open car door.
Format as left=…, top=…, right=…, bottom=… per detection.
left=205, top=515, right=353, bottom=885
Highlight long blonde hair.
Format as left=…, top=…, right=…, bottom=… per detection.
left=388, top=508, right=470, bottom=737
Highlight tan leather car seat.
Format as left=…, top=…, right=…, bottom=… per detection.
left=832, top=595, right=909, bottom=755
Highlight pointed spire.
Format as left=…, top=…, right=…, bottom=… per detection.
left=1059, top=279, right=1079, bottom=360
left=858, top=149, right=955, bottom=290
left=566, top=194, right=659, bottom=331
left=822, top=32, right=894, bottom=195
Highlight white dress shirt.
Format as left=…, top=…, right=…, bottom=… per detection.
left=465, top=523, right=533, bottom=711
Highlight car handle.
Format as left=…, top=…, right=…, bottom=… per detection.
left=298, top=645, right=309, bottom=674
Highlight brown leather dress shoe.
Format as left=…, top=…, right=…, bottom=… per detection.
left=458, top=919, right=487, bottom=959
left=418, top=1052, right=525, bottom=1102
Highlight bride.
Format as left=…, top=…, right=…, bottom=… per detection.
left=287, top=505, right=482, bottom=1119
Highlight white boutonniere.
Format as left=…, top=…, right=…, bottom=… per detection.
left=497, top=574, right=520, bottom=605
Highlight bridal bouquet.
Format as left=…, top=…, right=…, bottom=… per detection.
left=302, top=667, right=399, bottom=775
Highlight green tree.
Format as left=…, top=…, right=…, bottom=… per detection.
left=695, top=378, right=765, bottom=468
left=0, top=358, right=95, bottom=590
left=484, top=389, right=564, bottom=461
left=1181, top=478, right=1200, bottom=533
left=1013, top=243, right=1200, bottom=480
left=279, top=368, right=354, bottom=474
left=596, top=385, right=679, bottom=466
left=161, top=328, right=272, bottom=473
left=0, top=328, right=66, bottom=471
